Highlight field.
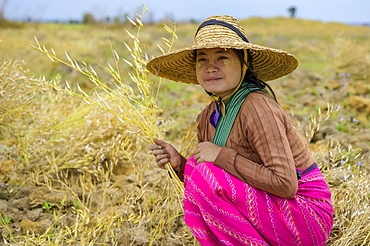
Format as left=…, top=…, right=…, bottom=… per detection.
left=1, top=11, right=370, bottom=245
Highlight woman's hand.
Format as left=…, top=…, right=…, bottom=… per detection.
left=194, top=141, right=222, bottom=163
left=149, top=138, right=182, bottom=172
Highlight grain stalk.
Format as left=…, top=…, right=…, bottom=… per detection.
left=32, top=8, right=184, bottom=194
left=303, top=105, right=370, bottom=246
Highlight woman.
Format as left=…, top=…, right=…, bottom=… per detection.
left=147, top=15, right=334, bottom=246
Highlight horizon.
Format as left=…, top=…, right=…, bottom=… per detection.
left=2, top=0, right=370, bottom=26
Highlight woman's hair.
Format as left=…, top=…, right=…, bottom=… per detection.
left=233, top=49, right=278, bottom=102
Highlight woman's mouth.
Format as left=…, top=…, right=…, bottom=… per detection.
left=205, top=77, right=222, bottom=82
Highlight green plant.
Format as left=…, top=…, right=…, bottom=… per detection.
left=0, top=214, right=12, bottom=225
left=42, top=201, right=57, bottom=212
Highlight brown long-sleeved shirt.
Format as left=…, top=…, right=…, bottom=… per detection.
left=192, top=91, right=314, bottom=199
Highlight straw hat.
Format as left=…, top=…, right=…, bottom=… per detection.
left=146, top=15, right=298, bottom=84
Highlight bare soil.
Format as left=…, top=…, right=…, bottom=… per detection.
left=0, top=67, right=369, bottom=244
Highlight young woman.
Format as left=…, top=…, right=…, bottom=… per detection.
left=147, top=15, right=334, bottom=246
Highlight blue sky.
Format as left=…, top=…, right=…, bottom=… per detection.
left=4, top=0, right=370, bottom=25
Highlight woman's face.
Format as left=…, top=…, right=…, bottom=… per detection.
left=196, top=48, right=242, bottom=98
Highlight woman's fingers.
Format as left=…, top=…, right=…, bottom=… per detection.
left=148, top=144, right=159, bottom=150
left=149, top=141, right=170, bottom=169
left=151, top=148, right=165, bottom=155
left=150, top=138, right=182, bottom=171
left=156, top=154, right=170, bottom=168
left=149, top=142, right=164, bottom=151
left=153, top=138, right=167, bottom=147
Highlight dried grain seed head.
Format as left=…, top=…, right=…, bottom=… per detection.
left=32, top=9, right=184, bottom=194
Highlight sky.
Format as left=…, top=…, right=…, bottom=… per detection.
left=3, top=0, right=370, bottom=25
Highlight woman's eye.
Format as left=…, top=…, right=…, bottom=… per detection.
left=197, top=58, right=206, bottom=62
left=218, top=56, right=228, bottom=60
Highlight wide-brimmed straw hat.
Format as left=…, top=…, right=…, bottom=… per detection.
left=146, top=15, right=298, bottom=84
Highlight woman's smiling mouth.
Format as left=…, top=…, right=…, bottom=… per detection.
left=205, top=77, right=222, bottom=82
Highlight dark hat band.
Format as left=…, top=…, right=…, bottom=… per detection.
left=195, top=19, right=250, bottom=43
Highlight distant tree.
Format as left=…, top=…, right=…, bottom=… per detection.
left=190, top=19, right=198, bottom=24
left=288, top=6, right=297, bottom=18
left=0, top=0, right=9, bottom=22
left=69, top=19, right=81, bottom=24
left=105, top=16, right=111, bottom=24
left=82, top=13, right=95, bottom=24
left=146, top=12, right=154, bottom=24
left=113, top=16, right=121, bottom=24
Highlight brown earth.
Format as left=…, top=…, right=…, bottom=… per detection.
left=0, top=67, right=369, bottom=244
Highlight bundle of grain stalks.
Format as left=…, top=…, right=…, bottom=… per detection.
left=32, top=11, right=187, bottom=191
left=0, top=10, right=197, bottom=245
left=0, top=62, right=195, bottom=245
left=302, top=107, right=370, bottom=245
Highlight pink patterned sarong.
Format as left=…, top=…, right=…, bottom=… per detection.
left=183, top=155, right=334, bottom=246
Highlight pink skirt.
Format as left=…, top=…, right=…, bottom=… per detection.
left=183, top=156, right=334, bottom=246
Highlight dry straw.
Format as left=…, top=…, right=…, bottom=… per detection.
left=32, top=8, right=185, bottom=194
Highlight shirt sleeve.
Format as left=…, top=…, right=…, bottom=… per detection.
left=213, top=95, right=298, bottom=198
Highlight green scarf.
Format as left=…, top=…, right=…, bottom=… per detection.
left=212, top=82, right=264, bottom=147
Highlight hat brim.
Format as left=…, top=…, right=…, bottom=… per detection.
left=146, top=41, right=298, bottom=84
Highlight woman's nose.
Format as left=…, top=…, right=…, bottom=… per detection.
left=206, top=62, right=218, bottom=73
